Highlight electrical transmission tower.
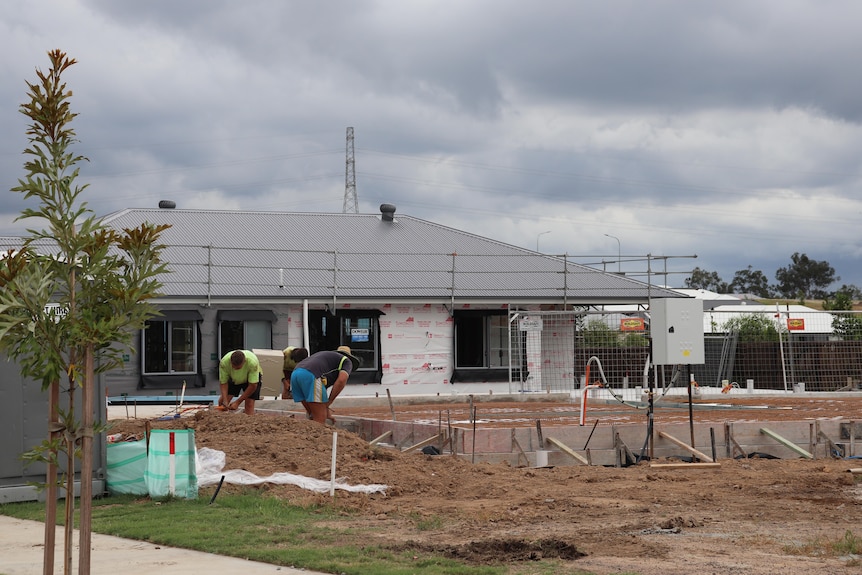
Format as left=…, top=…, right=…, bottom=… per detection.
left=343, top=126, right=358, bottom=213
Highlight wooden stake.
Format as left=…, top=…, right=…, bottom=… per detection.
left=709, top=427, right=717, bottom=462
left=369, top=430, right=392, bottom=445
left=616, top=433, right=637, bottom=466
left=650, top=462, right=721, bottom=469
left=511, top=429, right=530, bottom=467
left=447, top=410, right=454, bottom=455
left=760, top=427, right=814, bottom=459
left=386, top=388, right=396, bottom=421
left=402, top=432, right=445, bottom=453
left=817, top=430, right=842, bottom=459
left=471, top=406, right=477, bottom=464
left=657, top=430, right=714, bottom=463
left=545, top=436, right=589, bottom=465
left=729, top=434, right=747, bottom=460
left=583, top=418, right=599, bottom=450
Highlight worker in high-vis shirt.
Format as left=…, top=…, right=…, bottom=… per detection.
left=281, top=346, right=309, bottom=400
left=218, top=349, right=262, bottom=415
left=290, top=346, right=360, bottom=424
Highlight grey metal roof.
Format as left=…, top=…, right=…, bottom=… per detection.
left=24, top=207, right=682, bottom=304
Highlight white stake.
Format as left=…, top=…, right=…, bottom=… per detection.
left=330, top=431, right=338, bottom=497
left=179, top=381, right=187, bottom=411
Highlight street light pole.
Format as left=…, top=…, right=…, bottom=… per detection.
left=536, top=230, right=551, bottom=252
left=604, top=233, right=621, bottom=273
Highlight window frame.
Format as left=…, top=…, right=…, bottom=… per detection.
left=216, top=310, right=275, bottom=358
left=139, top=309, right=204, bottom=388
left=452, top=310, right=515, bottom=382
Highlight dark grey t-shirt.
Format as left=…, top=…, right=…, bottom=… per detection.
left=295, top=351, right=354, bottom=386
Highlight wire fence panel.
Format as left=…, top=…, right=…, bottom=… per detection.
left=509, top=309, right=862, bottom=394
left=510, top=310, right=653, bottom=394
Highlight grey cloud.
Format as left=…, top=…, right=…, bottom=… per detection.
left=4, top=1, right=862, bottom=288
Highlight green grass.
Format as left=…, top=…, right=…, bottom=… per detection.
left=783, top=529, right=862, bottom=563
left=0, top=493, right=611, bottom=575
left=831, top=530, right=862, bottom=556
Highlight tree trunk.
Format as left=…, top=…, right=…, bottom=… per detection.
left=63, top=383, right=75, bottom=575
left=43, top=380, right=60, bottom=575
left=77, top=346, right=95, bottom=575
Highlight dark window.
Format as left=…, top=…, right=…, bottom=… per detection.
left=216, top=310, right=275, bottom=358
left=143, top=320, right=198, bottom=374
left=452, top=311, right=516, bottom=382
left=455, top=312, right=509, bottom=368
left=140, top=310, right=204, bottom=388
left=308, top=309, right=382, bottom=384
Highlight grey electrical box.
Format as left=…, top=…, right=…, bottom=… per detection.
left=650, top=298, right=705, bottom=365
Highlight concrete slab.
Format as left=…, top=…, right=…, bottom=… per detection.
left=0, top=515, right=325, bottom=575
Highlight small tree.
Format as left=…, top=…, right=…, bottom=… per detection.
left=823, top=286, right=862, bottom=340
left=721, top=313, right=783, bottom=342
left=830, top=284, right=862, bottom=301
left=823, top=290, right=854, bottom=312
left=582, top=319, right=620, bottom=347
left=831, top=314, right=862, bottom=341
left=0, top=50, right=169, bottom=575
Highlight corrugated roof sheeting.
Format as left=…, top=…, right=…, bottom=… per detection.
left=93, top=208, right=682, bottom=302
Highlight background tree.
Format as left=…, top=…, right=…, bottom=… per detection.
left=0, top=50, right=169, bottom=575
left=823, top=285, right=862, bottom=340
left=831, top=283, right=862, bottom=301
left=721, top=313, right=782, bottom=342
left=822, top=288, right=855, bottom=311
left=582, top=318, right=620, bottom=347
left=684, top=266, right=728, bottom=292
left=728, top=265, right=772, bottom=297
left=774, top=252, right=838, bottom=300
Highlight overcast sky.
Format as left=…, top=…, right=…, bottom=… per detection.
left=3, top=1, right=862, bottom=290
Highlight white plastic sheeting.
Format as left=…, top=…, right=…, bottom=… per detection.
left=195, top=447, right=388, bottom=494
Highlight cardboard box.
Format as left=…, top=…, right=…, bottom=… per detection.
left=252, top=348, right=285, bottom=399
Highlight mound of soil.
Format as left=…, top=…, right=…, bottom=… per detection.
left=107, top=408, right=862, bottom=574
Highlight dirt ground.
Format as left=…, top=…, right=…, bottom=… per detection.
left=107, top=396, right=862, bottom=575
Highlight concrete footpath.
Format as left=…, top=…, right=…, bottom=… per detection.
left=0, top=515, right=326, bottom=575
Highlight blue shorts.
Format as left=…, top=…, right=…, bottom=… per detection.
left=290, top=367, right=328, bottom=403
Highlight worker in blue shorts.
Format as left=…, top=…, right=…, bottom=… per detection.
left=290, top=346, right=360, bottom=424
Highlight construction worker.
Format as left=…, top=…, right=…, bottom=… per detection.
left=281, top=346, right=309, bottom=400
left=218, top=349, right=262, bottom=415
left=290, top=346, right=360, bottom=424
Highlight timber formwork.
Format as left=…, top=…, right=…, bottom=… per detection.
left=258, top=395, right=862, bottom=467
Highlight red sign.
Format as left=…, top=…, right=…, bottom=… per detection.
left=787, top=318, right=805, bottom=331
left=620, top=318, right=645, bottom=331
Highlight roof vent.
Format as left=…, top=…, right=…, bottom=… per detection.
left=158, top=200, right=176, bottom=209
left=380, top=203, right=396, bottom=222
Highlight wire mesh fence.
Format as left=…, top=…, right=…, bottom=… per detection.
left=510, top=309, right=862, bottom=394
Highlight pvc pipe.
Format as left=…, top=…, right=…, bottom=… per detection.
left=535, top=450, right=549, bottom=467
left=303, top=299, right=310, bottom=350
left=582, top=356, right=610, bottom=426
left=580, top=385, right=602, bottom=426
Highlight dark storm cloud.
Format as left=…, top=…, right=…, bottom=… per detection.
left=3, top=1, right=862, bottom=287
